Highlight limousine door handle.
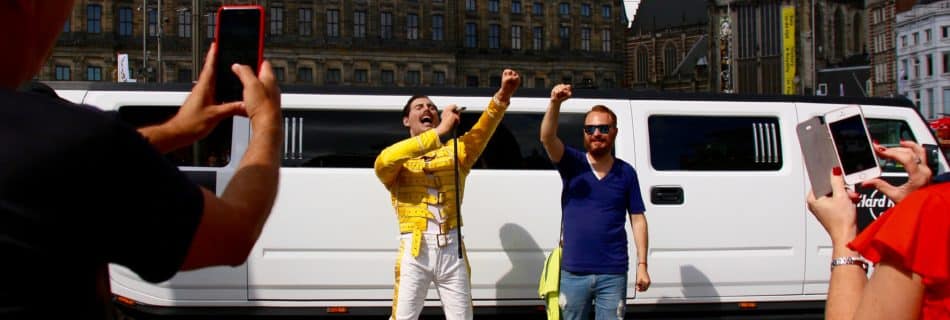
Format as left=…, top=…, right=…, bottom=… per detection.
left=651, top=186, right=684, bottom=205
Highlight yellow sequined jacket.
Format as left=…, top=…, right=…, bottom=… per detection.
left=374, top=97, right=509, bottom=256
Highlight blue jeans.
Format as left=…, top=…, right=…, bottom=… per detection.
left=559, top=270, right=627, bottom=320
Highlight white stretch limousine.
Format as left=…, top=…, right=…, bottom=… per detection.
left=50, top=83, right=947, bottom=318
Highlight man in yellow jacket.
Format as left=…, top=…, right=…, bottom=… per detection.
left=375, top=69, right=521, bottom=320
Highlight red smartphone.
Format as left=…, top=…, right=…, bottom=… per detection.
left=214, top=5, right=264, bottom=104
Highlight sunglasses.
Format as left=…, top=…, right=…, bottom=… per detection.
left=583, top=125, right=612, bottom=135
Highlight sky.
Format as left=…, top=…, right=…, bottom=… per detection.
left=623, top=0, right=641, bottom=28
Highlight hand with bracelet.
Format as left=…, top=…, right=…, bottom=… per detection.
left=806, top=141, right=941, bottom=320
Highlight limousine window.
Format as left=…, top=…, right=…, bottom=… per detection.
left=649, top=115, right=783, bottom=171
left=281, top=110, right=585, bottom=169
left=117, top=106, right=232, bottom=167
left=867, top=118, right=916, bottom=173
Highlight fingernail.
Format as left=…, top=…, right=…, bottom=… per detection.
left=832, top=167, right=842, bottom=176
left=873, top=139, right=879, bottom=145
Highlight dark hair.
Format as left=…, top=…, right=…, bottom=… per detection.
left=586, top=105, right=617, bottom=126
left=402, top=94, right=430, bottom=117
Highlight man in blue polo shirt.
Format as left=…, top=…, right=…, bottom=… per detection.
left=539, top=84, right=650, bottom=319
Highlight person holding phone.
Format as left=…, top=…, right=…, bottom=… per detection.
left=539, top=84, right=650, bottom=320
left=807, top=141, right=950, bottom=319
left=0, top=1, right=281, bottom=318
left=375, top=69, right=520, bottom=320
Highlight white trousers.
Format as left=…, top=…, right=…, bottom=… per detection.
left=391, top=231, right=472, bottom=320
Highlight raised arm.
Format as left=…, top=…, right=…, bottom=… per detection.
left=540, top=84, right=571, bottom=163
left=180, top=59, right=282, bottom=270
left=455, top=69, right=520, bottom=168
left=138, top=44, right=247, bottom=154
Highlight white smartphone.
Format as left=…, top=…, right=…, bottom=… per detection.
left=823, top=105, right=881, bottom=185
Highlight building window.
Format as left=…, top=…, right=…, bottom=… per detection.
left=512, top=1, right=522, bottom=14
left=901, top=35, right=907, bottom=48
left=272, top=67, right=284, bottom=82
left=533, top=26, right=543, bottom=50
left=602, top=78, right=615, bottom=89
left=178, top=9, right=191, bottom=38
left=326, top=9, right=339, bottom=38
left=407, top=13, right=419, bottom=40
left=297, top=67, right=313, bottom=82
left=943, top=52, right=950, bottom=74
left=559, top=2, right=570, bottom=15
left=913, top=32, right=919, bottom=46
left=432, top=15, right=444, bottom=41
left=636, top=46, right=648, bottom=82
left=86, top=4, right=102, bottom=33
left=943, top=26, right=950, bottom=39
left=148, top=9, right=157, bottom=36
left=354, top=69, right=368, bottom=83
left=602, top=5, right=611, bottom=18
left=298, top=8, right=312, bottom=36
left=533, top=2, right=543, bottom=16
left=206, top=11, right=216, bottom=39
left=433, top=71, right=446, bottom=86
left=581, top=28, right=591, bottom=51
left=465, top=23, right=477, bottom=48
left=55, top=65, right=71, bottom=81
left=601, top=29, right=611, bottom=52
left=326, top=68, right=341, bottom=85
left=901, top=59, right=908, bottom=80
left=118, top=7, right=133, bottom=37
left=559, top=26, right=570, bottom=49
left=489, top=0, right=499, bottom=13
left=354, top=10, right=366, bottom=38
left=490, top=76, right=502, bottom=87
left=380, top=12, right=393, bottom=39
left=914, top=58, right=920, bottom=79
left=63, top=17, right=70, bottom=33
left=928, top=54, right=934, bottom=77
left=944, top=88, right=950, bottom=114
left=406, top=70, right=421, bottom=86
left=86, top=66, right=102, bottom=81
left=381, top=70, right=394, bottom=84
left=926, top=29, right=932, bottom=43
left=511, top=26, right=522, bottom=50
left=581, top=3, right=591, bottom=17
left=178, top=68, right=193, bottom=82
left=466, top=0, right=476, bottom=11
left=489, top=24, right=500, bottom=49
left=534, top=77, right=545, bottom=88
left=269, top=6, right=283, bottom=36
left=665, top=44, right=678, bottom=76
left=466, top=75, right=479, bottom=87
left=649, top=116, right=783, bottom=171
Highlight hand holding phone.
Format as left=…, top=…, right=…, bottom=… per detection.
left=214, top=5, right=264, bottom=104
left=824, top=105, right=881, bottom=185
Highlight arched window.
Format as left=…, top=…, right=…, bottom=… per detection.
left=664, top=42, right=678, bottom=77
left=835, top=7, right=847, bottom=58
left=853, top=12, right=864, bottom=53
left=636, top=46, right=649, bottom=82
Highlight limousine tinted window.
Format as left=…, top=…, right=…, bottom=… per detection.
left=117, top=106, right=233, bottom=167
left=281, top=110, right=585, bottom=169
left=649, top=115, right=783, bottom=171
left=867, top=118, right=916, bottom=173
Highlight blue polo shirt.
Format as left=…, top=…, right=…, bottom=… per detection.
left=557, top=146, right=646, bottom=274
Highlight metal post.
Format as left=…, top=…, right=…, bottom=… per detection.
left=157, top=0, right=163, bottom=83
left=192, top=0, right=200, bottom=82
left=143, top=0, right=148, bottom=83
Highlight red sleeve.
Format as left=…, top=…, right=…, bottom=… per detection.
left=848, top=183, right=950, bottom=287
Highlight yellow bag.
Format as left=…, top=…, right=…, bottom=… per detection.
left=538, top=246, right=562, bottom=320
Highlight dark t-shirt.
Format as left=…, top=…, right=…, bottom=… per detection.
left=557, top=146, right=646, bottom=274
left=0, top=89, right=204, bottom=318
